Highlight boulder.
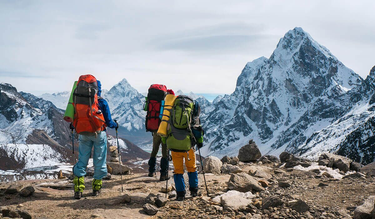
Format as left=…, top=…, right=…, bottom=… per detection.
left=350, top=162, right=362, bottom=172
left=238, top=140, right=261, bottom=162
left=279, top=152, right=311, bottom=168
left=360, top=162, right=375, bottom=177
left=19, top=186, right=35, bottom=197
left=143, top=203, right=158, bottom=215
left=259, top=155, right=280, bottom=164
left=253, top=170, right=272, bottom=180
left=121, top=193, right=148, bottom=204
left=227, top=172, right=264, bottom=192
left=353, top=196, right=375, bottom=219
left=279, top=152, right=295, bottom=163
left=221, top=156, right=239, bottom=165
left=155, top=194, right=168, bottom=207
left=107, top=162, right=132, bottom=175
left=212, top=190, right=255, bottom=210
left=318, top=153, right=352, bottom=173
left=145, top=193, right=157, bottom=205
left=203, top=156, right=222, bottom=175
left=221, top=164, right=242, bottom=174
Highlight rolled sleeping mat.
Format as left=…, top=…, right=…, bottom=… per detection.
left=63, top=81, right=77, bottom=122
left=157, top=94, right=177, bottom=137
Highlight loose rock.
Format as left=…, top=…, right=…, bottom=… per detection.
left=155, top=194, right=168, bottom=207
left=353, top=196, right=375, bottom=219
left=221, top=164, right=242, bottom=174
left=289, top=199, right=310, bottom=213
left=238, top=140, right=261, bottom=162
left=227, top=172, right=264, bottom=192
left=19, top=186, right=35, bottom=197
left=143, top=203, right=158, bottom=215
left=262, top=196, right=284, bottom=209
left=203, top=156, right=222, bottom=175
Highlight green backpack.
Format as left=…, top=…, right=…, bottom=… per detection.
left=166, top=95, right=195, bottom=151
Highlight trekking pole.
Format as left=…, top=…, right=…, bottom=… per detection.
left=198, top=148, right=209, bottom=196
left=69, top=123, right=75, bottom=154
left=115, top=120, right=123, bottom=193
left=165, top=149, right=170, bottom=198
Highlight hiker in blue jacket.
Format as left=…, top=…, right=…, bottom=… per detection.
left=73, top=80, right=118, bottom=199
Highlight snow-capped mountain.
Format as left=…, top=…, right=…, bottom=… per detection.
left=105, top=78, right=146, bottom=131
left=174, top=90, right=214, bottom=119
left=295, top=66, right=375, bottom=164
left=0, top=83, right=74, bottom=170
left=39, top=91, right=70, bottom=110
left=202, top=27, right=374, bottom=164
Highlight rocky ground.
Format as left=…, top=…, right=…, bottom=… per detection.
left=1, top=143, right=375, bottom=219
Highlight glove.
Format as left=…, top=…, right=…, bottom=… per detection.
left=197, top=142, right=203, bottom=149
left=69, top=123, right=75, bottom=130
left=114, top=119, right=119, bottom=130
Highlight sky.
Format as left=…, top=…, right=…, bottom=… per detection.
left=0, top=0, right=374, bottom=97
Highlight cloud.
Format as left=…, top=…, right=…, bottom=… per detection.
left=0, top=70, right=51, bottom=78
left=156, top=34, right=263, bottom=53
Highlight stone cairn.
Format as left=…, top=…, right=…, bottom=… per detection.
left=107, top=145, right=132, bottom=175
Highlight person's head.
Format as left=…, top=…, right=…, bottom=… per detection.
left=167, top=89, right=175, bottom=95
left=97, top=80, right=102, bottom=97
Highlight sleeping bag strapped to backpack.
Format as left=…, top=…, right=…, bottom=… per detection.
left=166, top=95, right=196, bottom=151
left=145, top=84, right=167, bottom=132
left=72, top=74, right=106, bottom=135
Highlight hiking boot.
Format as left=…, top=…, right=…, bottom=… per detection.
left=73, top=176, right=85, bottom=199
left=92, top=179, right=102, bottom=196
left=148, top=172, right=156, bottom=177
left=93, top=189, right=101, bottom=196
left=190, top=187, right=198, bottom=197
left=74, top=191, right=82, bottom=199
left=159, top=173, right=170, bottom=181
left=176, top=196, right=185, bottom=201
left=176, top=191, right=185, bottom=201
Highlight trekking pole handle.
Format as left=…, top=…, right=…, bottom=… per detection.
left=114, top=119, right=119, bottom=131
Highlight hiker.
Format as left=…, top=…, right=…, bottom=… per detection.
left=71, top=75, right=118, bottom=199
left=145, top=84, right=174, bottom=181
left=162, top=95, right=204, bottom=201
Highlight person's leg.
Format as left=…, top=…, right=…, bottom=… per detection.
left=148, top=133, right=161, bottom=176
left=171, top=151, right=186, bottom=201
left=92, top=131, right=108, bottom=195
left=159, top=143, right=169, bottom=181
left=186, top=148, right=198, bottom=197
left=72, top=134, right=93, bottom=199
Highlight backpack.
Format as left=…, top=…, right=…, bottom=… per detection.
left=72, top=74, right=106, bottom=134
left=145, top=84, right=167, bottom=132
left=166, top=95, right=196, bottom=151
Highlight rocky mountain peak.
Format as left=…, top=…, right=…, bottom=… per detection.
left=0, top=83, right=18, bottom=94
left=367, top=66, right=375, bottom=83
left=271, top=27, right=334, bottom=69
left=107, top=78, right=142, bottom=102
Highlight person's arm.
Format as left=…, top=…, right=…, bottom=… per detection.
left=98, top=98, right=118, bottom=129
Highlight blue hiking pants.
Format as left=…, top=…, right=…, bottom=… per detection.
left=73, top=131, right=108, bottom=180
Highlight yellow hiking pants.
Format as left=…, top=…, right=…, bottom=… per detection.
left=171, top=148, right=196, bottom=174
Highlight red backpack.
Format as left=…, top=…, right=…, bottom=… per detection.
left=73, top=75, right=106, bottom=134
left=145, top=84, right=167, bottom=132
